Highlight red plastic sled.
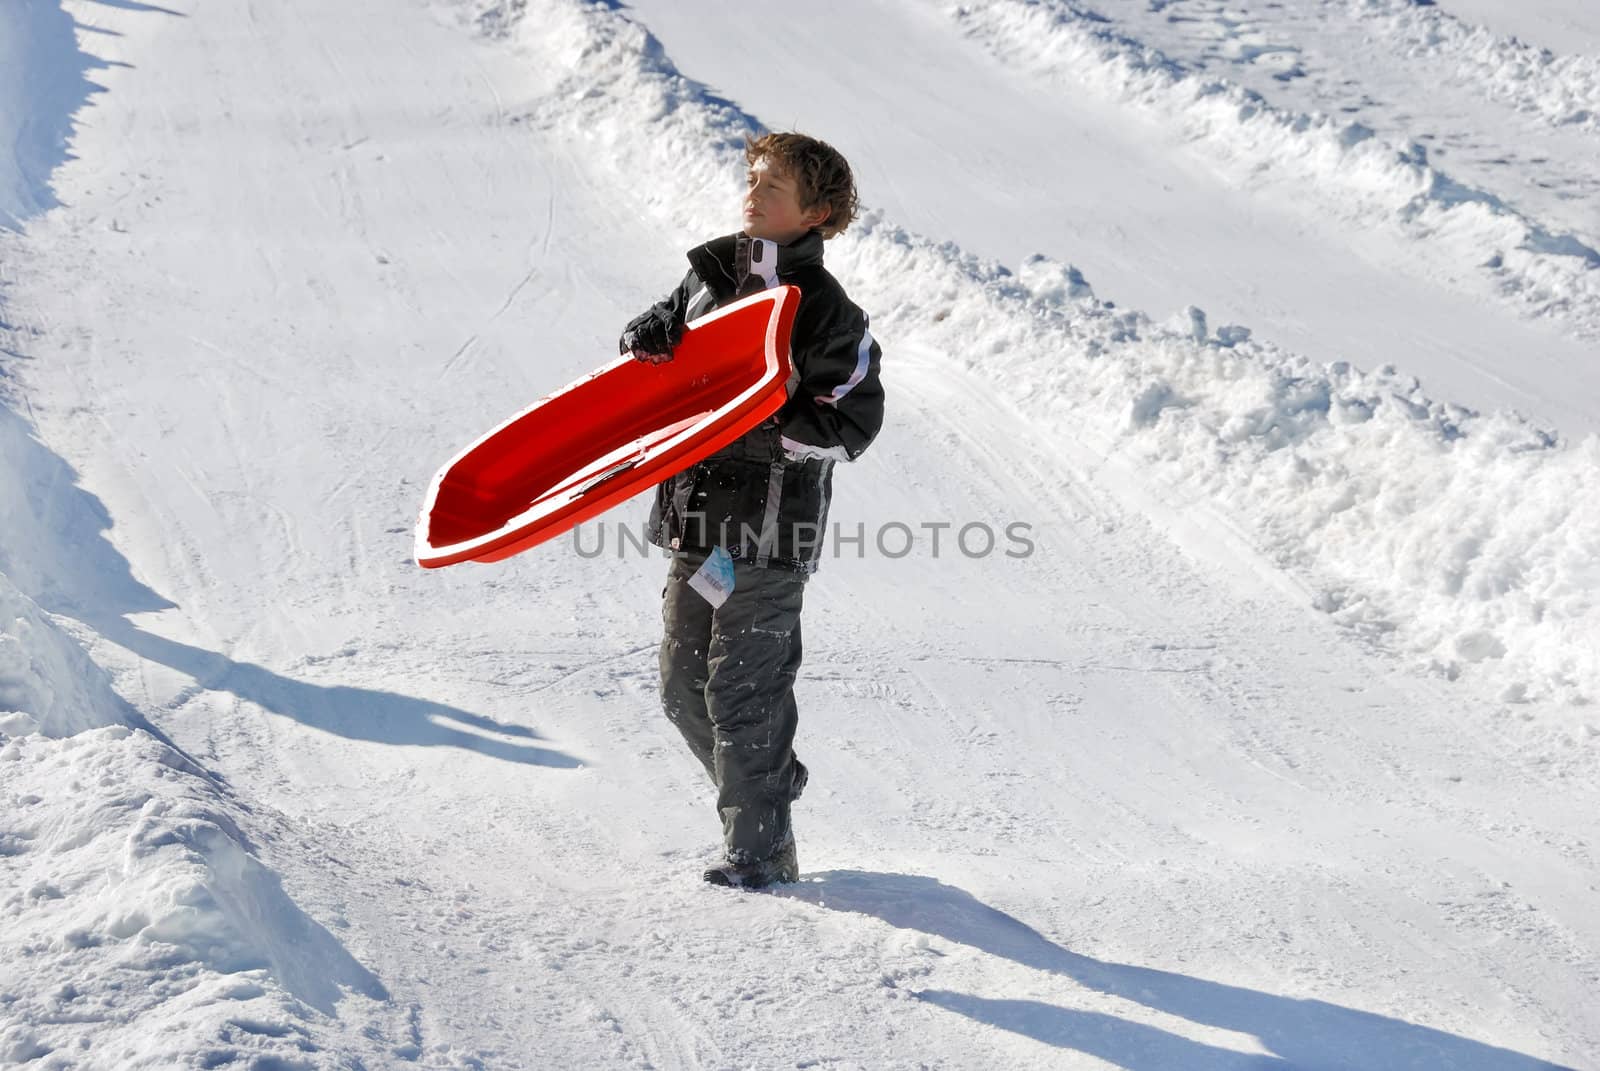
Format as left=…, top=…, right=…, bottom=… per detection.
left=415, top=285, right=800, bottom=568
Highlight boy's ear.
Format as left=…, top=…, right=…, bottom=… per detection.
left=802, top=204, right=831, bottom=230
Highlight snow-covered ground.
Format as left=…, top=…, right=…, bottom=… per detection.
left=1, top=0, right=1597, bottom=1067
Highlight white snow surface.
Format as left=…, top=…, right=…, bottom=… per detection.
left=0, top=0, right=1597, bottom=1067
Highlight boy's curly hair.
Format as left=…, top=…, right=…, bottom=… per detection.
left=745, top=132, right=860, bottom=240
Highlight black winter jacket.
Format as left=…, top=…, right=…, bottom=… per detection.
left=631, top=230, right=885, bottom=573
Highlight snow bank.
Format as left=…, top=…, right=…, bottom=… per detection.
left=1346, top=0, right=1600, bottom=133
left=0, top=723, right=389, bottom=1068
left=0, top=570, right=128, bottom=737
left=0, top=399, right=135, bottom=737
left=0, top=418, right=389, bottom=1063
left=847, top=242, right=1600, bottom=706
left=477, top=0, right=1600, bottom=707
left=2, top=77, right=390, bottom=1059
left=0, top=388, right=393, bottom=1062
left=0, top=405, right=140, bottom=738
left=0, top=511, right=390, bottom=1062
left=944, top=0, right=1600, bottom=338
left=0, top=0, right=102, bottom=229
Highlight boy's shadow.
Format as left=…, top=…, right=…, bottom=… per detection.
left=1, top=403, right=577, bottom=769
left=778, top=872, right=1574, bottom=1071
left=94, top=617, right=581, bottom=768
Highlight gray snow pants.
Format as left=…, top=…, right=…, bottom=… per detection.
left=659, top=550, right=808, bottom=865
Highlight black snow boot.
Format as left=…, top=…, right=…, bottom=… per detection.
left=703, top=834, right=800, bottom=889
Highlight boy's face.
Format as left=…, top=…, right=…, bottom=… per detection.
left=743, top=158, right=829, bottom=245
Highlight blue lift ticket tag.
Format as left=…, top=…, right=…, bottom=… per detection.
left=688, top=546, right=736, bottom=608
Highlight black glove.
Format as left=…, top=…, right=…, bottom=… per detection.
left=619, top=307, right=684, bottom=362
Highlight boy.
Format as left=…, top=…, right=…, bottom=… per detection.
left=619, top=132, right=885, bottom=888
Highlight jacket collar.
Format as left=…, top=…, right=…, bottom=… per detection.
left=687, top=230, right=825, bottom=303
